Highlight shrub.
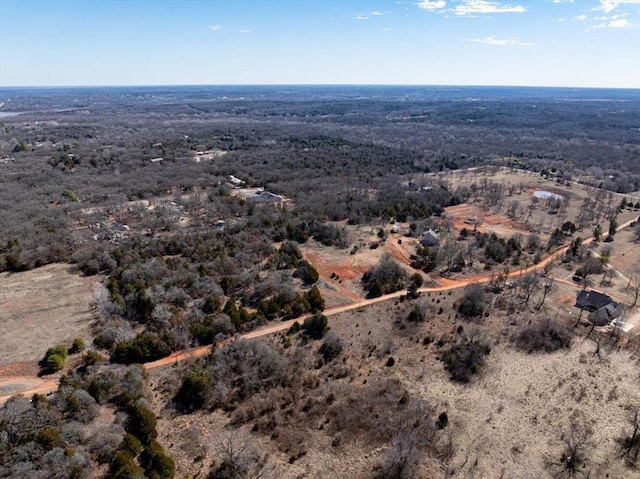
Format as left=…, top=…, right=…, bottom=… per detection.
left=457, top=284, right=487, bottom=319
left=35, top=427, right=61, bottom=450
left=441, top=330, right=491, bottom=383
left=287, top=321, right=301, bottom=334
left=174, top=368, right=212, bottom=413
left=42, top=344, right=68, bottom=372
left=515, top=319, right=572, bottom=353
left=110, top=450, right=145, bottom=479
left=407, top=306, right=423, bottom=323
left=45, top=353, right=65, bottom=372
left=293, top=259, right=319, bottom=285
left=140, top=440, right=175, bottom=479
left=436, top=412, right=449, bottom=429
left=303, top=312, right=328, bottom=340
left=69, top=337, right=85, bottom=354
left=125, top=403, right=158, bottom=445
left=202, top=296, right=219, bottom=314
left=319, top=331, right=344, bottom=362
left=120, top=433, right=143, bottom=457
left=62, top=189, right=78, bottom=202
left=112, top=332, right=171, bottom=364
left=362, top=253, right=407, bottom=298
left=83, top=350, right=105, bottom=367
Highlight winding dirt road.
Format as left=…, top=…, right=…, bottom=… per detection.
left=1, top=217, right=636, bottom=404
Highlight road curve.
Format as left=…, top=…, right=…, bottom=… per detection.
left=2, top=216, right=636, bottom=404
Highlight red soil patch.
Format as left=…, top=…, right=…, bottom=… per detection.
left=385, top=234, right=415, bottom=266
left=0, top=361, right=39, bottom=378
left=444, top=203, right=534, bottom=237
left=304, top=251, right=364, bottom=281
left=302, top=250, right=364, bottom=305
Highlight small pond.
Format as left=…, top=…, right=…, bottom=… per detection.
left=533, top=190, right=565, bottom=201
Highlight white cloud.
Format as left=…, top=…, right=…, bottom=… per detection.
left=371, top=11, right=384, bottom=16
left=206, top=24, right=250, bottom=33
left=597, top=0, right=640, bottom=13
left=559, top=13, right=587, bottom=22
left=417, top=0, right=447, bottom=11
left=594, top=12, right=629, bottom=19
left=355, top=14, right=369, bottom=20
left=551, top=0, right=574, bottom=3
left=590, top=17, right=636, bottom=28
left=589, top=11, right=636, bottom=28
left=455, top=0, right=527, bottom=15
left=468, top=35, right=534, bottom=45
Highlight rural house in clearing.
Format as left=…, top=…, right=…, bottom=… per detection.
left=575, top=290, right=624, bottom=326
left=421, top=229, right=440, bottom=247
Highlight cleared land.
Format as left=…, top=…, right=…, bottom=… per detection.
left=0, top=263, right=96, bottom=365
left=440, top=168, right=640, bottom=242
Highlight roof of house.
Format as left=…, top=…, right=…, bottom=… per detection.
left=229, top=175, right=244, bottom=185
left=590, top=302, right=624, bottom=326
left=575, top=290, right=613, bottom=312
left=248, top=191, right=283, bottom=203
left=422, top=229, right=439, bottom=239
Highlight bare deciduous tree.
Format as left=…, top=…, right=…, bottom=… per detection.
left=547, top=423, right=593, bottom=478
left=620, top=408, right=640, bottom=466
left=209, top=430, right=273, bottom=479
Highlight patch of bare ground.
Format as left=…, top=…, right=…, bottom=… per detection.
left=445, top=202, right=536, bottom=238
left=440, top=168, right=640, bottom=242
left=0, top=263, right=97, bottom=365
left=153, top=288, right=640, bottom=478
left=300, top=227, right=421, bottom=308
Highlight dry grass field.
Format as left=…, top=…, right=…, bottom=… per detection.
left=440, top=168, right=640, bottom=242
left=152, top=291, right=640, bottom=479
left=0, top=263, right=96, bottom=365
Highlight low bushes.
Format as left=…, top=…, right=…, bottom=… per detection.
left=515, top=318, right=572, bottom=353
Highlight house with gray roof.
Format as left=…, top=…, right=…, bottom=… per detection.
left=421, top=229, right=440, bottom=247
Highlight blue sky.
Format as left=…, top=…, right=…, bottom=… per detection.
left=0, top=0, right=638, bottom=88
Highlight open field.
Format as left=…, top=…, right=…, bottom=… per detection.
left=603, top=225, right=640, bottom=285
left=439, top=168, right=640, bottom=242
left=0, top=263, right=96, bottom=365
left=444, top=202, right=535, bottom=238
left=153, top=293, right=640, bottom=478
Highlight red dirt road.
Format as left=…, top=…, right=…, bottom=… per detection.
left=2, top=217, right=636, bottom=405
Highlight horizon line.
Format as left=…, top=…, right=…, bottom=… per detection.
left=1, top=83, right=639, bottom=91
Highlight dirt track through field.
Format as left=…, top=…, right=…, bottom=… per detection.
left=1, top=218, right=637, bottom=404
